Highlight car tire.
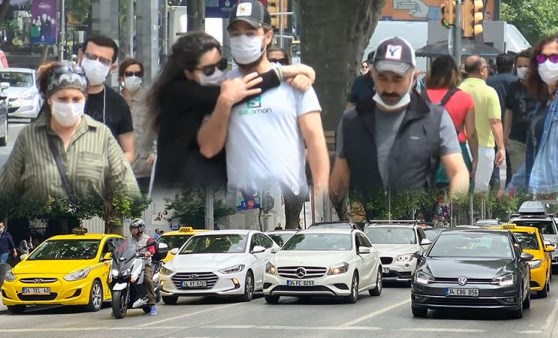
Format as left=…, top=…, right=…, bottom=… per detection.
left=553, top=265, right=558, bottom=275
left=537, top=284, right=548, bottom=298
left=85, top=280, right=103, bottom=312
left=411, top=305, right=427, bottom=318
left=162, top=296, right=178, bottom=305
left=369, top=268, right=382, bottom=296
left=265, top=295, right=280, bottom=304
left=7, top=305, right=26, bottom=314
left=238, top=271, right=254, bottom=302
left=344, top=272, right=359, bottom=304
left=522, top=285, right=531, bottom=309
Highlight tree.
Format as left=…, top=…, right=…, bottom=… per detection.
left=165, top=188, right=236, bottom=229
left=298, top=0, right=386, bottom=132
left=501, top=0, right=558, bottom=45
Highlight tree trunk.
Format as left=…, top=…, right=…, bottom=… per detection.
left=40, top=45, right=50, bottom=64
left=0, top=0, right=10, bottom=28
left=299, top=0, right=386, bottom=134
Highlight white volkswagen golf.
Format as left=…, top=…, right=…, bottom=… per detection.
left=264, top=228, right=382, bottom=304
left=160, top=230, right=279, bottom=303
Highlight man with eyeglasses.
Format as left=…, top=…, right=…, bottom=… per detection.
left=459, top=55, right=505, bottom=194
left=79, top=35, right=135, bottom=164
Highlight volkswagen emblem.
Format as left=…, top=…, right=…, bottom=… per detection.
left=34, top=278, right=43, bottom=284
left=457, top=276, right=467, bottom=286
left=187, top=274, right=199, bottom=280
left=296, top=267, right=306, bottom=279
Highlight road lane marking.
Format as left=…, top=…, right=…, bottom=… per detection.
left=201, top=325, right=382, bottom=331
left=139, top=302, right=241, bottom=327
left=396, top=328, right=485, bottom=333
left=339, top=298, right=410, bottom=327
left=0, top=327, right=186, bottom=333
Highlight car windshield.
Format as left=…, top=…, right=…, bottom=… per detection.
left=28, top=239, right=100, bottom=260
left=282, top=233, right=352, bottom=251
left=428, top=233, right=513, bottom=258
left=309, top=223, right=352, bottom=229
left=365, top=227, right=417, bottom=244
left=512, top=220, right=557, bottom=235
left=157, top=234, right=192, bottom=250
left=268, top=233, right=294, bottom=247
left=0, top=71, right=33, bottom=87
left=179, top=234, right=247, bottom=254
left=513, top=232, right=540, bottom=251
left=424, top=229, right=443, bottom=241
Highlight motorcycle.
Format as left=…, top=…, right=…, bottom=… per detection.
left=109, top=237, right=168, bottom=319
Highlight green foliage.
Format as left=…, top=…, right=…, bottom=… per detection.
left=165, top=188, right=235, bottom=228
left=501, top=0, right=558, bottom=45
left=66, top=0, right=92, bottom=24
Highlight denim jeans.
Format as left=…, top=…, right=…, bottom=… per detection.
left=0, top=251, right=9, bottom=264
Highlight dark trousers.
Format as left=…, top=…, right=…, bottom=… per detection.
left=144, top=264, right=155, bottom=306
left=281, top=186, right=307, bottom=229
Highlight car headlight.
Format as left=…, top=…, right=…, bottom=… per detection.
left=415, top=271, right=436, bottom=285
left=266, top=262, right=277, bottom=275
left=527, top=260, right=542, bottom=269
left=4, top=269, right=15, bottom=282
left=20, top=92, right=36, bottom=100
left=63, top=267, right=90, bottom=281
left=160, top=266, right=174, bottom=276
left=219, top=264, right=246, bottom=274
left=491, top=273, right=516, bottom=287
left=396, top=254, right=414, bottom=262
left=327, top=262, right=349, bottom=275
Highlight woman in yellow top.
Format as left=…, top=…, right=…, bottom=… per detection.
left=0, top=62, right=139, bottom=207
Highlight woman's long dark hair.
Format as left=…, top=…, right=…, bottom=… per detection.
left=425, top=55, right=460, bottom=89
left=148, top=31, right=221, bottom=132
left=526, top=34, right=558, bottom=103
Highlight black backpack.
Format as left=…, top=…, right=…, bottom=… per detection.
left=420, top=88, right=463, bottom=134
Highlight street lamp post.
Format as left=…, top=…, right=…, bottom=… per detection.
left=59, top=0, right=66, bottom=61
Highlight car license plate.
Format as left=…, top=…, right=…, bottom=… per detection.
left=181, top=280, right=206, bottom=288
left=445, top=288, right=479, bottom=297
left=382, top=267, right=390, bottom=274
left=22, top=287, right=50, bottom=295
left=287, top=280, right=314, bottom=286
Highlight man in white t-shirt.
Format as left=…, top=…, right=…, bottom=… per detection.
left=198, top=0, right=329, bottom=228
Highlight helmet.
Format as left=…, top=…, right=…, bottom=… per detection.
left=129, top=218, right=146, bottom=233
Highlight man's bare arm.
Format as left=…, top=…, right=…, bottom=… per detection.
left=118, top=132, right=135, bottom=164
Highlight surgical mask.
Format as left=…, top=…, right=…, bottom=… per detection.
left=538, top=60, right=558, bottom=86
left=123, top=76, right=142, bottom=92
left=0, top=228, right=3, bottom=234
left=373, top=76, right=414, bottom=111
left=81, top=58, right=111, bottom=86
left=51, top=100, right=85, bottom=127
left=230, top=35, right=264, bottom=65
left=516, top=67, right=528, bottom=80
left=199, top=69, right=226, bottom=86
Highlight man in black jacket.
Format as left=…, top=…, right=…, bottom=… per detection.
left=330, top=37, right=469, bottom=215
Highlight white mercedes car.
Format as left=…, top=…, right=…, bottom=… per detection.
left=364, top=224, right=430, bottom=285
left=160, top=230, right=279, bottom=303
left=0, top=68, right=41, bottom=120
left=264, top=228, right=382, bottom=304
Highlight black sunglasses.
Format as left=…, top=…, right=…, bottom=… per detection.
left=195, top=58, right=228, bottom=76
left=124, top=71, right=143, bottom=78
left=269, top=58, right=288, bottom=65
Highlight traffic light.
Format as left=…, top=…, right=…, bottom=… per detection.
left=463, top=0, right=484, bottom=38
left=440, top=0, right=455, bottom=29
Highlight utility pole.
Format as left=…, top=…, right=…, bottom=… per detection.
left=128, top=0, right=135, bottom=58
left=161, top=0, right=169, bottom=63
left=453, top=0, right=462, bottom=66
left=59, top=0, right=66, bottom=61
left=187, top=0, right=205, bottom=32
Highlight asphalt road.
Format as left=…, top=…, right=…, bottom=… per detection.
left=0, top=120, right=27, bottom=170
left=1, top=280, right=558, bottom=338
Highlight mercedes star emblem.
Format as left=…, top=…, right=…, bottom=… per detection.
left=296, top=267, right=306, bottom=279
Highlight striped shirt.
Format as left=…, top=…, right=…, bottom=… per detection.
left=0, top=112, right=140, bottom=202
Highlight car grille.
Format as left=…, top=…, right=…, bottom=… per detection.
left=277, top=266, right=327, bottom=279
left=380, top=257, right=393, bottom=265
left=19, top=278, right=58, bottom=284
left=17, top=293, right=58, bottom=301
left=384, top=271, right=412, bottom=278
left=272, top=285, right=333, bottom=293
left=435, top=277, right=492, bottom=284
left=425, top=297, right=503, bottom=307
left=172, top=272, right=218, bottom=289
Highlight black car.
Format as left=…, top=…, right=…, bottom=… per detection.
left=411, top=229, right=532, bottom=319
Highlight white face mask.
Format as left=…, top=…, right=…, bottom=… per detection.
left=123, top=76, right=142, bottom=92
left=52, top=100, right=85, bottom=127
left=0, top=228, right=4, bottom=234
left=373, top=75, right=414, bottom=111
left=538, top=60, right=558, bottom=86
left=516, top=66, right=528, bottom=80
left=81, top=58, right=111, bottom=86
left=230, top=34, right=264, bottom=65
left=199, top=69, right=226, bottom=86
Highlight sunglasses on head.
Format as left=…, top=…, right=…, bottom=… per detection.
left=269, top=58, right=288, bottom=65
left=53, top=64, right=86, bottom=76
left=536, top=54, right=558, bottom=64
left=124, top=71, right=143, bottom=78
left=195, top=58, right=228, bottom=76
left=84, top=52, right=113, bottom=67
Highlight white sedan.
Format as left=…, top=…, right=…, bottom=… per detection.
left=159, top=230, right=279, bottom=303
left=264, top=228, right=382, bottom=304
left=0, top=68, right=41, bottom=120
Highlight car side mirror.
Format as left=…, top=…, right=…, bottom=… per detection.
left=412, top=251, right=423, bottom=260
left=170, top=248, right=179, bottom=255
left=358, top=246, right=371, bottom=255
left=420, top=239, right=432, bottom=246
left=252, top=245, right=266, bottom=254
left=545, top=245, right=556, bottom=253
left=102, top=252, right=112, bottom=261
left=520, top=252, right=534, bottom=261
left=271, top=247, right=279, bottom=254
left=20, top=254, right=28, bottom=261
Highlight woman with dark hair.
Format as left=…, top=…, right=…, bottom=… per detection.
left=149, top=31, right=313, bottom=190
left=423, top=55, right=477, bottom=188
left=119, top=58, right=155, bottom=193
left=267, top=46, right=290, bottom=66
left=521, top=34, right=558, bottom=194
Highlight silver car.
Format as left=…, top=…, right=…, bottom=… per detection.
left=0, top=68, right=41, bottom=120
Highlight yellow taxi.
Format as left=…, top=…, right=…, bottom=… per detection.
left=489, top=223, right=554, bottom=298
left=156, top=226, right=207, bottom=263
left=1, top=228, right=122, bottom=314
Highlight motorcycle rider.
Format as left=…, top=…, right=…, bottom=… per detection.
left=129, top=219, right=157, bottom=316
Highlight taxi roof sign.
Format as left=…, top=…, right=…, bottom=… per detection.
left=179, top=226, right=194, bottom=233
left=502, top=223, right=516, bottom=230
left=72, top=227, right=88, bottom=235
